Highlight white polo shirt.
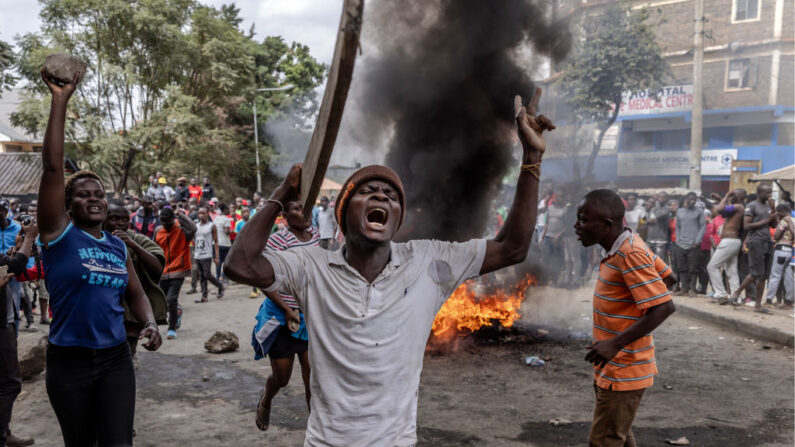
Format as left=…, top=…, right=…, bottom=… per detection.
left=264, top=238, right=487, bottom=447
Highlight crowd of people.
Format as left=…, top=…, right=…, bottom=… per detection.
left=0, top=67, right=786, bottom=447
left=535, top=183, right=795, bottom=314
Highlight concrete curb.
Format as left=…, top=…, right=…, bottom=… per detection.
left=675, top=301, right=794, bottom=347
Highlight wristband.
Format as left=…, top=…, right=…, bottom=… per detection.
left=520, top=162, right=542, bottom=180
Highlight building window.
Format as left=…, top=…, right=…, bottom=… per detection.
left=725, top=59, right=755, bottom=90
left=2, top=144, right=23, bottom=152
left=732, top=0, right=761, bottom=22
left=622, top=130, right=654, bottom=151
left=734, top=124, right=772, bottom=147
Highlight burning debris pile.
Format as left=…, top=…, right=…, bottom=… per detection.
left=431, top=274, right=537, bottom=344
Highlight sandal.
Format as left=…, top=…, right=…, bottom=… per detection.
left=256, top=393, right=270, bottom=431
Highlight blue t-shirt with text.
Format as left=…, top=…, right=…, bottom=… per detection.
left=40, top=223, right=128, bottom=349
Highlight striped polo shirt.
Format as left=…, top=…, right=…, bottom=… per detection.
left=265, top=226, right=320, bottom=308
left=593, top=229, right=672, bottom=391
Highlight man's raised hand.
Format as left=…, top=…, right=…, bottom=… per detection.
left=515, top=88, right=555, bottom=159
left=274, top=163, right=303, bottom=204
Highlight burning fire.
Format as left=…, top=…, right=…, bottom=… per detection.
left=431, top=274, right=536, bottom=343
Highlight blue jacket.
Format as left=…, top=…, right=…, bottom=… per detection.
left=0, top=218, right=21, bottom=253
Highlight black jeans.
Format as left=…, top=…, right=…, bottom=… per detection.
left=216, top=246, right=230, bottom=280
left=159, top=278, right=185, bottom=331
left=0, top=327, right=21, bottom=447
left=196, top=258, right=222, bottom=297
left=46, top=342, right=135, bottom=447
left=674, top=245, right=700, bottom=292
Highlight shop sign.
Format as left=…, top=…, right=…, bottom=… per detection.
left=613, top=85, right=693, bottom=116
left=618, top=149, right=737, bottom=177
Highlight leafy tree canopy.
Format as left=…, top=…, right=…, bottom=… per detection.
left=558, top=4, right=668, bottom=178
left=10, top=0, right=326, bottom=198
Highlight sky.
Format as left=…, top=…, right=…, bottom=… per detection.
left=0, top=0, right=382, bottom=166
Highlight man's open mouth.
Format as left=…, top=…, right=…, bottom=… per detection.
left=366, top=208, right=388, bottom=228
left=88, top=206, right=102, bottom=213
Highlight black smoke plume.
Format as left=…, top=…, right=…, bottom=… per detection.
left=356, top=0, right=570, bottom=241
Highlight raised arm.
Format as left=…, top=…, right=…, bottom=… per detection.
left=176, top=212, right=197, bottom=241
left=224, top=165, right=301, bottom=289
left=480, top=88, right=554, bottom=275
left=38, top=70, right=81, bottom=243
left=712, top=190, right=734, bottom=216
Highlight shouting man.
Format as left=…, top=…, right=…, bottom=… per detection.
left=225, top=90, right=553, bottom=446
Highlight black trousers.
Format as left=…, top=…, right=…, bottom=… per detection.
left=674, top=245, right=700, bottom=292
left=196, top=258, right=222, bottom=297
left=46, top=342, right=135, bottom=447
left=216, top=246, right=230, bottom=280
left=0, top=327, right=21, bottom=447
left=159, top=278, right=185, bottom=331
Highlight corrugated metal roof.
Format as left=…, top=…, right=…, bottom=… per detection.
left=0, top=152, right=43, bottom=196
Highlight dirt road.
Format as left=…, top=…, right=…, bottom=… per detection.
left=11, top=283, right=795, bottom=446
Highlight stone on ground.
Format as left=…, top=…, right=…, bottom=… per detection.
left=204, top=330, right=239, bottom=354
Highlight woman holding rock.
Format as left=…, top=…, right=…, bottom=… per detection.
left=37, top=63, right=161, bottom=446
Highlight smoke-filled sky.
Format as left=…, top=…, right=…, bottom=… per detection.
left=337, top=0, right=570, bottom=240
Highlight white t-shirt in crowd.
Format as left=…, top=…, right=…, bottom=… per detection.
left=316, top=207, right=337, bottom=239
left=213, top=215, right=232, bottom=247
left=264, top=238, right=487, bottom=447
left=193, top=221, right=215, bottom=260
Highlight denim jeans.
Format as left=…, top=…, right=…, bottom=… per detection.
left=159, top=278, right=185, bottom=330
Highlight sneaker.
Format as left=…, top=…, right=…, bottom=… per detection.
left=249, top=291, right=259, bottom=299
left=176, top=305, right=183, bottom=329
left=195, top=297, right=208, bottom=303
left=217, top=285, right=226, bottom=299
left=186, top=289, right=197, bottom=295
left=167, top=330, right=178, bottom=340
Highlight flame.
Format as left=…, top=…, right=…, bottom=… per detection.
left=431, top=274, right=536, bottom=343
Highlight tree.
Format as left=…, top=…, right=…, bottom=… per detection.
left=559, top=4, right=668, bottom=180
left=10, top=0, right=325, bottom=198
left=0, top=40, right=16, bottom=97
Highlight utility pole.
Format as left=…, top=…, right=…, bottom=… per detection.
left=253, top=100, right=261, bottom=193
left=252, top=85, right=294, bottom=193
left=689, top=0, right=704, bottom=192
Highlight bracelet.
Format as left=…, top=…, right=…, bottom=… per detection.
left=143, top=321, right=158, bottom=330
left=266, top=198, right=284, bottom=212
left=520, top=162, right=542, bottom=180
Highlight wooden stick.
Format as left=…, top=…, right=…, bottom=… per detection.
left=301, top=0, right=365, bottom=217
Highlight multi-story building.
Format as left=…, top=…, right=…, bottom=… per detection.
left=544, top=0, right=794, bottom=194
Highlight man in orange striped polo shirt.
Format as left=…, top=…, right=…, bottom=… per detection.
left=575, top=189, right=677, bottom=447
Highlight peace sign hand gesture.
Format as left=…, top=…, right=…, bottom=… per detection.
left=514, top=87, right=555, bottom=161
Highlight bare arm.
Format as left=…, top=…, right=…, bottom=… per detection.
left=481, top=89, right=554, bottom=275
left=224, top=165, right=301, bottom=289
left=743, top=214, right=774, bottom=231
left=712, top=191, right=734, bottom=216
left=124, top=256, right=161, bottom=351
left=585, top=300, right=676, bottom=368
left=38, top=70, right=81, bottom=243
left=176, top=212, right=197, bottom=241
left=211, top=225, right=219, bottom=263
